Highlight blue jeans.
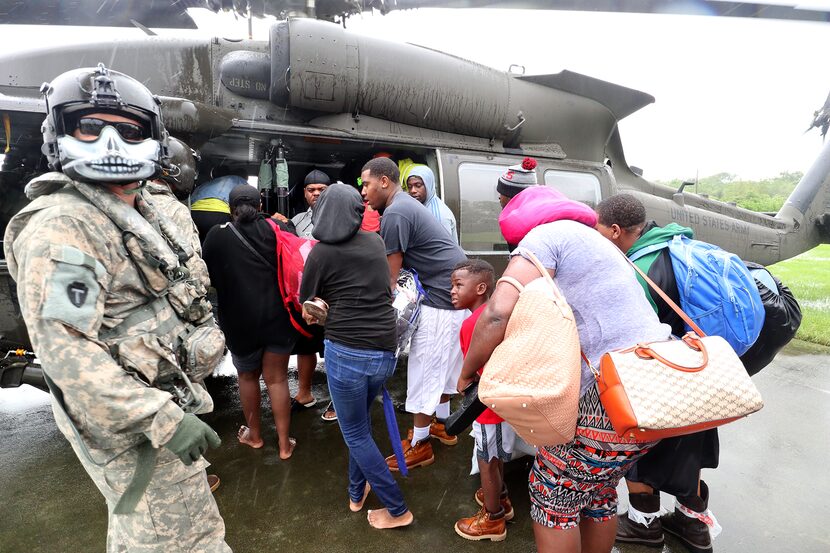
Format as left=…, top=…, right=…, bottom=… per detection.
left=324, top=339, right=407, bottom=516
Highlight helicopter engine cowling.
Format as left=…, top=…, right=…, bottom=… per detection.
left=219, top=18, right=615, bottom=152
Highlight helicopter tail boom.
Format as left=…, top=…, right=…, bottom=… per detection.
left=776, top=137, right=830, bottom=259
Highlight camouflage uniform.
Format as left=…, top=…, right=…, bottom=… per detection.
left=4, top=173, right=231, bottom=553
left=145, top=180, right=202, bottom=255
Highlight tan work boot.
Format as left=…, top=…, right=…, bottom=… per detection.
left=430, top=417, right=458, bottom=446
left=386, top=438, right=434, bottom=471
left=454, top=506, right=507, bottom=541
left=475, top=488, right=514, bottom=521
left=207, top=474, right=220, bottom=493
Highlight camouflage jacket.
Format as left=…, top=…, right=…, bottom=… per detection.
left=3, top=173, right=222, bottom=470
left=144, top=180, right=201, bottom=255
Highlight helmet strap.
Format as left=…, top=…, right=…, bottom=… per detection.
left=121, top=181, right=148, bottom=195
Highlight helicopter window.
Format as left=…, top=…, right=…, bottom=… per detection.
left=543, top=169, right=601, bottom=208
left=457, top=162, right=509, bottom=252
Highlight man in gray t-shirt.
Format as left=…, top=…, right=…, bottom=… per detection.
left=361, top=157, right=468, bottom=472
left=379, top=192, right=466, bottom=309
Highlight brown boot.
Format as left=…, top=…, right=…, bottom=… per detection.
left=455, top=506, right=507, bottom=541
left=430, top=417, right=458, bottom=446
left=616, top=492, right=664, bottom=547
left=386, top=438, right=434, bottom=471
left=474, top=487, right=514, bottom=521
left=207, top=474, right=220, bottom=493
left=662, top=482, right=714, bottom=553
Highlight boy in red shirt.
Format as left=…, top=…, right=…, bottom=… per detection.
left=450, top=259, right=516, bottom=542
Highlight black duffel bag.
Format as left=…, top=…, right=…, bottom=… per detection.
left=740, top=262, right=802, bottom=376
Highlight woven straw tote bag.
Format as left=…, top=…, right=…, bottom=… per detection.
left=478, top=249, right=581, bottom=447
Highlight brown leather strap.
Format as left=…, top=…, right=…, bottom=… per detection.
left=622, top=251, right=707, bottom=337
left=635, top=335, right=709, bottom=372
left=581, top=351, right=599, bottom=377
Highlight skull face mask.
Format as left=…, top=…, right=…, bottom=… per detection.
left=58, top=125, right=161, bottom=184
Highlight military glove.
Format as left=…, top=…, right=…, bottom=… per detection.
left=164, top=413, right=221, bottom=465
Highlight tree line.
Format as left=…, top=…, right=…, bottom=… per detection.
left=657, top=171, right=803, bottom=213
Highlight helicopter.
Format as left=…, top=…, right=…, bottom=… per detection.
left=1, top=9, right=829, bottom=390
left=2, top=0, right=830, bottom=26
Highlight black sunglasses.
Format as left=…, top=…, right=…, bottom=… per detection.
left=76, top=117, right=149, bottom=143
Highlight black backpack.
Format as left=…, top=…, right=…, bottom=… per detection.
left=739, top=262, right=802, bottom=376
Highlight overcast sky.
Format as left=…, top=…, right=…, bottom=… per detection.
left=2, top=8, right=829, bottom=181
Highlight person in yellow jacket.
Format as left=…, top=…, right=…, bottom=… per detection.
left=190, top=165, right=248, bottom=243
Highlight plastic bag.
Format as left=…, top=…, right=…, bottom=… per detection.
left=393, top=269, right=426, bottom=358
left=740, top=262, right=802, bottom=376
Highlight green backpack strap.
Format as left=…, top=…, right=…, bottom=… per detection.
left=627, top=242, right=670, bottom=313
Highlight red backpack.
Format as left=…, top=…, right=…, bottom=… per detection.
left=266, top=219, right=317, bottom=338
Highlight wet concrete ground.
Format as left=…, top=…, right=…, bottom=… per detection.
left=1, top=340, right=828, bottom=553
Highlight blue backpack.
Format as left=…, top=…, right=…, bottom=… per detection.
left=630, top=235, right=765, bottom=355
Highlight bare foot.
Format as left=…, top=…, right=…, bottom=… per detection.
left=350, top=483, right=371, bottom=512
left=367, top=509, right=414, bottom=529
left=237, top=426, right=264, bottom=449
left=279, top=437, right=297, bottom=460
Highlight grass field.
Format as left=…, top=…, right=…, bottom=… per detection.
left=769, top=244, right=830, bottom=346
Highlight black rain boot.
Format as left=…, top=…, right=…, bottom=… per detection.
left=615, top=491, right=664, bottom=547
left=662, top=481, right=714, bottom=553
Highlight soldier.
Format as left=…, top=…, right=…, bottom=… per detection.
left=149, top=136, right=202, bottom=253
left=3, top=65, right=231, bottom=552
left=148, top=136, right=221, bottom=494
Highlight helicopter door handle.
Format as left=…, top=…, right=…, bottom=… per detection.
left=505, top=111, right=526, bottom=132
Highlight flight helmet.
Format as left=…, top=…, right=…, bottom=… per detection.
left=40, top=63, right=167, bottom=184
left=161, top=137, right=199, bottom=200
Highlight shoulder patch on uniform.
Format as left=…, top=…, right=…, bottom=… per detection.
left=42, top=245, right=104, bottom=335
left=67, top=281, right=89, bottom=307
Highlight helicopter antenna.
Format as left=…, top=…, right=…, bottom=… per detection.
left=129, top=20, right=157, bottom=37
left=676, top=180, right=695, bottom=194
left=247, top=5, right=253, bottom=40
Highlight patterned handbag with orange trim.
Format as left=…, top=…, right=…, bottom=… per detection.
left=592, top=256, right=764, bottom=441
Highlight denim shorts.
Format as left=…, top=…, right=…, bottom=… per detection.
left=230, top=344, right=293, bottom=373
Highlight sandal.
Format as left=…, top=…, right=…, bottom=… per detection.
left=321, top=401, right=338, bottom=422
left=290, top=397, right=318, bottom=412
